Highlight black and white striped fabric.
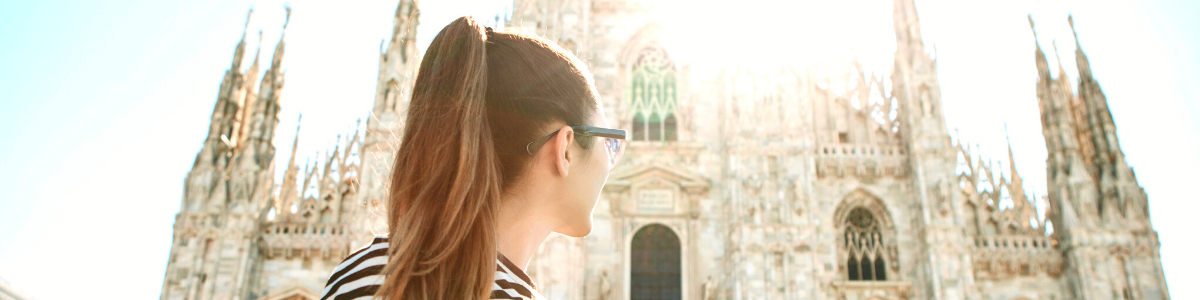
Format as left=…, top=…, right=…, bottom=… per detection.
left=320, top=236, right=545, bottom=300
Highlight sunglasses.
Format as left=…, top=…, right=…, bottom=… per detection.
left=525, top=126, right=627, bottom=169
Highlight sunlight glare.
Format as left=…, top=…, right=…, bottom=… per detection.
left=663, top=0, right=896, bottom=73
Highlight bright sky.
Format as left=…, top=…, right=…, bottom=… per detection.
left=0, top=0, right=1196, bottom=299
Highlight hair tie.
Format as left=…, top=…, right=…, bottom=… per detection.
left=485, top=26, right=494, bottom=37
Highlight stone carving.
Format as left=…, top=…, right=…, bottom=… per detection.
left=701, top=276, right=716, bottom=300
left=597, top=270, right=612, bottom=300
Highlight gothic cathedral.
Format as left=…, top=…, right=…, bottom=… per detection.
left=159, top=0, right=1169, bottom=299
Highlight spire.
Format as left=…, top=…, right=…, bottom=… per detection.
left=893, top=0, right=923, bottom=47
left=259, top=6, right=287, bottom=94
left=1004, top=124, right=1025, bottom=195
left=322, top=139, right=340, bottom=184
left=197, top=8, right=256, bottom=168
left=244, top=9, right=253, bottom=33
left=248, top=6, right=289, bottom=160
left=392, top=0, right=420, bottom=44
left=390, top=0, right=421, bottom=63
left=1069, top=15, right=1094, bottom=79
left=276, top=116, right=301, bottom=221
left=238, top=30, right=263, bottom=152
left=1002, top=129, right=1037, bottom=229
left=220, top=9, right=257, bottom=153
left=231, top=9, right=253, bottom=71
left=1069, top=14, right=1116, bottom=164
left=287, top=115, right=302, bottom=172
left=1066, top=16, right=1137, bottom=220
left=242, top=7, right=292, bottom=171
left=372, top=0, right=422, bottom=116
left=272, top=6, right=290, bottom=70
left=301, top=152, right=320, bottom=200
left=1051, top=40, right=1069, bottom=81
left=247, top=30, right=262, bottom=84
left=1029, top=15, right=1050, bottom=80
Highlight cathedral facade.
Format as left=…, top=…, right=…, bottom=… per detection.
left=159, top=0, right=1169, bottom=300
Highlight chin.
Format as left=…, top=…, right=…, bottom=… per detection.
left=556, top=219, right=593, bottom=238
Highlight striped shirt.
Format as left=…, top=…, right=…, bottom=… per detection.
left=320, top=236, right=545, bottom=300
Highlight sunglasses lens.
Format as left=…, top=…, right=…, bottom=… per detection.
left=604, top=138, right=623, bottom=168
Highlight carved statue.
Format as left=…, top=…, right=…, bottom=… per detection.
left=383, top=87, right=396, bottom=112
left=701, top=276, right=716, bottom=300
left=597, top=270, right=611, bottom=300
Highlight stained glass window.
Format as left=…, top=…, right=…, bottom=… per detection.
left=844, top=207, right=888, bottom=281
left=628, top=47, right=677, bottom=142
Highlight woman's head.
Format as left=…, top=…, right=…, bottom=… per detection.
left=484, top=25, right=620, bottom=237
left=376, top=16, right=620, bottom=299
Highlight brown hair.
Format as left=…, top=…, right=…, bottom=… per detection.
left=376, top=16, right=599, bottom=300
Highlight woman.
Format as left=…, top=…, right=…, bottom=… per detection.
left=319, top=16, right=625, bottom=300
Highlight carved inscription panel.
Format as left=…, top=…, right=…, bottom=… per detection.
left=637, top=189, right=676, bottom=213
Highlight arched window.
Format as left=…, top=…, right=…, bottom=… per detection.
left=628, top=47, right=677, bottom=142
left=844, top=207, right=888, bottom=281
left=633, top=112, right=646, bottom=140
left=631, top=224, right=681, bottom=300
left=648, top=112, right=662, bottom=141
left=319, top=207, right=333, bottom=223
left=663, top=114, right=677, bottom=141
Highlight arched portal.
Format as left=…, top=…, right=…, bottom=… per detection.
left=630, top=224, right=681, bottom=300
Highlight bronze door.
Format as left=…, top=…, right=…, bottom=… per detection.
left=631, top=224, right=681, bottom=300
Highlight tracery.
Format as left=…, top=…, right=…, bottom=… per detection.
left=628, top=46, right=677, bottom=141
left=844, top=207, right=887, bottom=281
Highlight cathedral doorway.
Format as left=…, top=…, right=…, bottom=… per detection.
left=630, top=224, right=681, bottom=300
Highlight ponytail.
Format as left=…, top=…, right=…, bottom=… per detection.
left=376, top=16, right=500, bottom=300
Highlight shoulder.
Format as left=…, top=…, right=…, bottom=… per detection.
left=321, top=237, right=547, bottom=300
left=320, top=236, right=389, bottom=300
left=492, top=254, right=546, bottom=300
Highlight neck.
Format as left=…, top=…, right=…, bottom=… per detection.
left=495, top=192, right=554, bottom=271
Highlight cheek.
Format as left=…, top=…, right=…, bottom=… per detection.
left=578, top=151, right=609, bottom=207
left=590, top=149, right=611, bottom=184
left=590, top=154, right=609, bottom=204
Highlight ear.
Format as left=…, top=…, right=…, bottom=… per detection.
left=547, top=125, right=575, bottom=177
